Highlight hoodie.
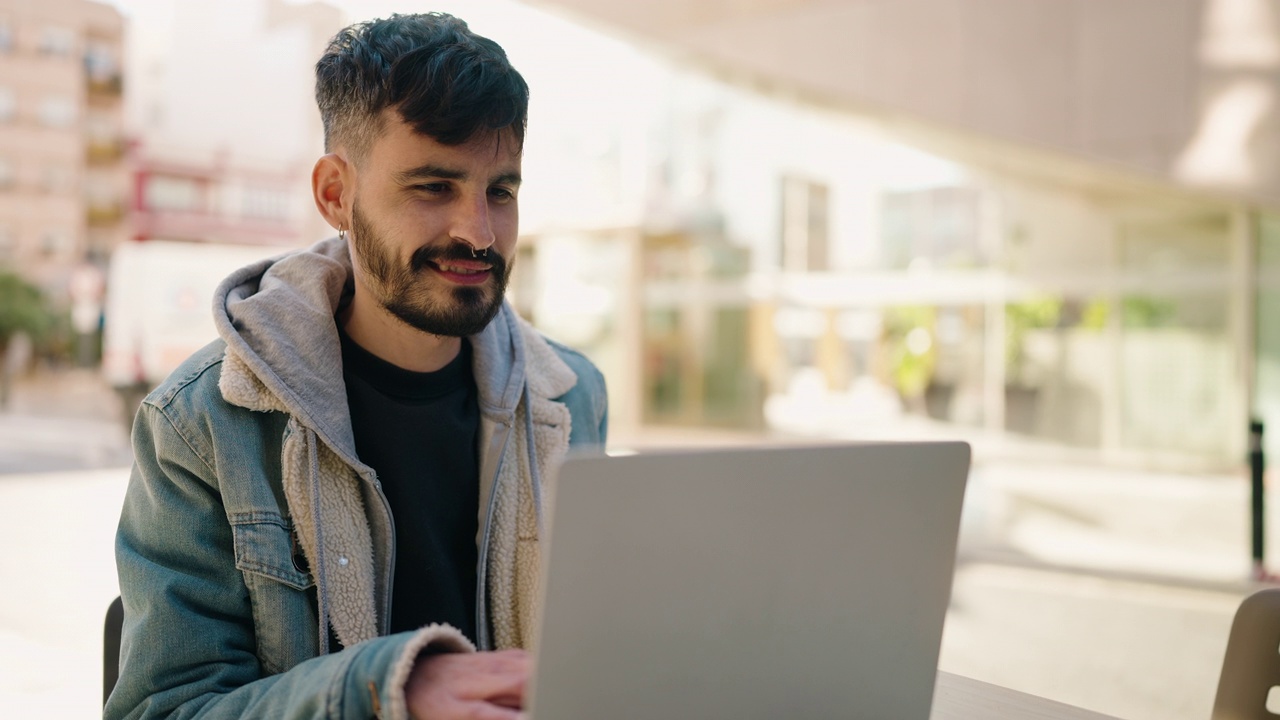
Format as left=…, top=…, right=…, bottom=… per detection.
left=107, top=237, right=608, bottom=720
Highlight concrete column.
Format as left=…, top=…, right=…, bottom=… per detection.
left=1100, top=220, right=1123, bottom=459
left=983, top=270, right=1006, bottom=433
left=613, top=228, right=646, bottom=436
left=1231, top=206, right=1260, bottom=460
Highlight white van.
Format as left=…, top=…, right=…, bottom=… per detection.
left=102, top=240, right=286, bottom=414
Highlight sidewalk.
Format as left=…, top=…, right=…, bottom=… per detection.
left=0, top=367, right=132, bottom=473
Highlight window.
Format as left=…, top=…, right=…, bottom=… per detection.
left=242, top=186, right=290, bottom=221
left=85, top=40, right=122, bottom=95
left=86, top=111, right=122, bottom=161
left=39, top=26, right=75, bottom=57
left=40, top=228, right=72, bottom=257
left=779, top=175, right=830, bottom=272
left=39, top=96, right=76, bottom=128
left=146, top=175, right=202, bottom=212
left=0, top=87, right=16, bottom=123
left=84, top=41, right=117, bottom=80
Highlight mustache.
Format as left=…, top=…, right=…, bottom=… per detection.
left=409, top=243, right=506, bottom=274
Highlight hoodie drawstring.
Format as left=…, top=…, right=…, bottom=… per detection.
left=307, top=428, right=332, bottom=654
left=523, top=385, right=545, bottom=539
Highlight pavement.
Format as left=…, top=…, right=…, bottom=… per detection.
left=0, top=368, right=1272, bottom=719
left=0, top=366, right=132, bottom=474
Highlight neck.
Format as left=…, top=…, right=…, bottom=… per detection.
left=340, top=288, right=462, bottom=373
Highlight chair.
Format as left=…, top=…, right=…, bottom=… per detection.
left=1213, top=587, right=1280, bottom=720
left=104, top=595, right=123, bottom=708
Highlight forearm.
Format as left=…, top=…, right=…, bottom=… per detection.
left=107, top=402, right=474, bottom=720
left=107, top=622, right=472, bottom=720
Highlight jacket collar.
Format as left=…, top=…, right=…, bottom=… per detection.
left=214, top=236, right=577, bottom=458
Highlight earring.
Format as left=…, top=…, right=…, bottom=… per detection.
left=338, top=225, right=346, bottom=242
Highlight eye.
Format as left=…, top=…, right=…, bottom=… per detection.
left=489, top=186, right=516, bottom=202
left=416, top=182, right=450, bottom=194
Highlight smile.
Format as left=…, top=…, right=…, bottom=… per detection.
left=428, top=260, right=492, bottom=285
left=437, top=263, right=486, bottom=275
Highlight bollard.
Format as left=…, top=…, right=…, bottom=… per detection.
left=1250, top=419, right=1267, bottom=580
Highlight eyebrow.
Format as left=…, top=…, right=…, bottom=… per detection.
left=396, top=164, right=522, bottom=187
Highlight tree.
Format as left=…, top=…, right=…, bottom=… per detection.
left=0, top=271, right=52, bottom=407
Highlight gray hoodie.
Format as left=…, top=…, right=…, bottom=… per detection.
left=108, top=236, right=607, bottom=720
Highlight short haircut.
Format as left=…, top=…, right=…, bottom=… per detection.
left=315, top=13, right=529, bottom=161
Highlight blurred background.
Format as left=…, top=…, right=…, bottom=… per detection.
left=2, top=0, right=1279, bottom=717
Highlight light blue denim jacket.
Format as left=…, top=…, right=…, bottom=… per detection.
left=106, top=237, right=607, bottom=720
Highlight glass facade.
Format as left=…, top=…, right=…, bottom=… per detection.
left=508, top=62, right=1271, bottom=470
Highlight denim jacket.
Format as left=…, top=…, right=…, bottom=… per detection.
left=106, top=237, right=608, bottom=720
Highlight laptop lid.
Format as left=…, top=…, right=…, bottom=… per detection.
left=527, top=441, right=971, bottom=720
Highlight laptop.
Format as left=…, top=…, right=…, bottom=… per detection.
left=526, top=441, right=971, bottom=720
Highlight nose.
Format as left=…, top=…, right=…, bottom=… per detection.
left=449, top=191, right=496, bottom=253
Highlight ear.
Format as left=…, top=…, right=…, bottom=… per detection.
left=312, top=152, right=353, bottom=233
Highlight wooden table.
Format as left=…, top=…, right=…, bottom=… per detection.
left=933, top=672, right=1122, bottom=719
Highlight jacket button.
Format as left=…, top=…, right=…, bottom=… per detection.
left=338, top=556, right=349, bottom=566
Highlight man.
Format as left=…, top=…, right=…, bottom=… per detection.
left=106, top=13, right=608, bottom=720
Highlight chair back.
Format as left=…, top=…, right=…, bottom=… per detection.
left=104, top=595, right=123, bottom=708
left=1213, top=588, right=1280, bottom=720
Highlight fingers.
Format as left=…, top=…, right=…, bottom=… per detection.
left=426, top=698, right=524, bottom=720
left=446, top=650, right=528, bottom=701
left=407, top=649, right=532, bottom=720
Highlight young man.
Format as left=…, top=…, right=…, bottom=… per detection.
left=106, top=13, right=608, bottom=720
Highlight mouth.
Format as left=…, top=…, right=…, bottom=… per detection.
left=427, top=259, right=492, bottom=285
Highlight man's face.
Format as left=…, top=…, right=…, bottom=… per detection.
left=348, top=114, right=521, bottom=337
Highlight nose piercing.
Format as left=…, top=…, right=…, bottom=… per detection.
left=471, top=246, right=487, bottom=258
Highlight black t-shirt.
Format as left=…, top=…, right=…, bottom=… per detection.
left=340, top=330, right=480, bottom=642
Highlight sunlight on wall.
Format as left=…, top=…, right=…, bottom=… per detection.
left=1175, top=79, right=1275, bottom=186
left=1199, top=0, right=1280, bottom=68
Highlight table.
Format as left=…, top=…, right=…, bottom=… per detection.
left=933, top=672, right=1123, bottom=719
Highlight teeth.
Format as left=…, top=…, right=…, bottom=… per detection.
left=439, top=264, right=484, bottom=275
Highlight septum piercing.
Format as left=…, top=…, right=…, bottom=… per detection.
left=471, top=246, right=488, bottom=258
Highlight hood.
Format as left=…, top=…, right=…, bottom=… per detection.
left=212, top=235, right=530, bottom=466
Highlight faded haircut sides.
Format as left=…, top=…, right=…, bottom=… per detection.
left=314, top=13, right=529, bottom=163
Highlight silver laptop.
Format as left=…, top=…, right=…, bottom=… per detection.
left=527, top=441, right=971, bottom=720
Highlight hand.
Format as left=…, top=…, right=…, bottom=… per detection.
left=406, top=649, right=530, bottom=720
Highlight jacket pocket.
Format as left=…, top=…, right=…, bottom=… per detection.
left=230, top=512, right=318, bottom=674
left=231, top=513, right=314, bottom=590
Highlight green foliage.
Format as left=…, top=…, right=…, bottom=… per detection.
left=1005, top=296, right=1063, bottom=382
left=1080, top=299, right=1109, bottom=331
left=0, top=271, right=52, bottom=349
left=1006, top=296, right=1062, bottom=332
left=1121, top=296, right=1177, bottom=328
left=883, top=305, right=937, bottom=400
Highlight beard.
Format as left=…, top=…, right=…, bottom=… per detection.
left=349, top=200, right=511, bottom=337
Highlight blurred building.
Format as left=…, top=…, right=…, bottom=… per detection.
left=129, top=145, right=313, bottom=248
left=0, top=0, right=126, bottom=290
left=124, top=0, right=344, bottom=249
left=90, top=0, right=345, bottom=402
left=517, top=0, right=1280, bottom=470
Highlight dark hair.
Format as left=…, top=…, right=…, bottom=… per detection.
left=315, top=13, right=529, bottom=160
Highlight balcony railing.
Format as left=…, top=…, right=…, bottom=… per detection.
left=86, top=203, right=124, bottom=227
left=86, top=140, right=125, bottom=164
left=87, top=74, right=123, bottom=98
